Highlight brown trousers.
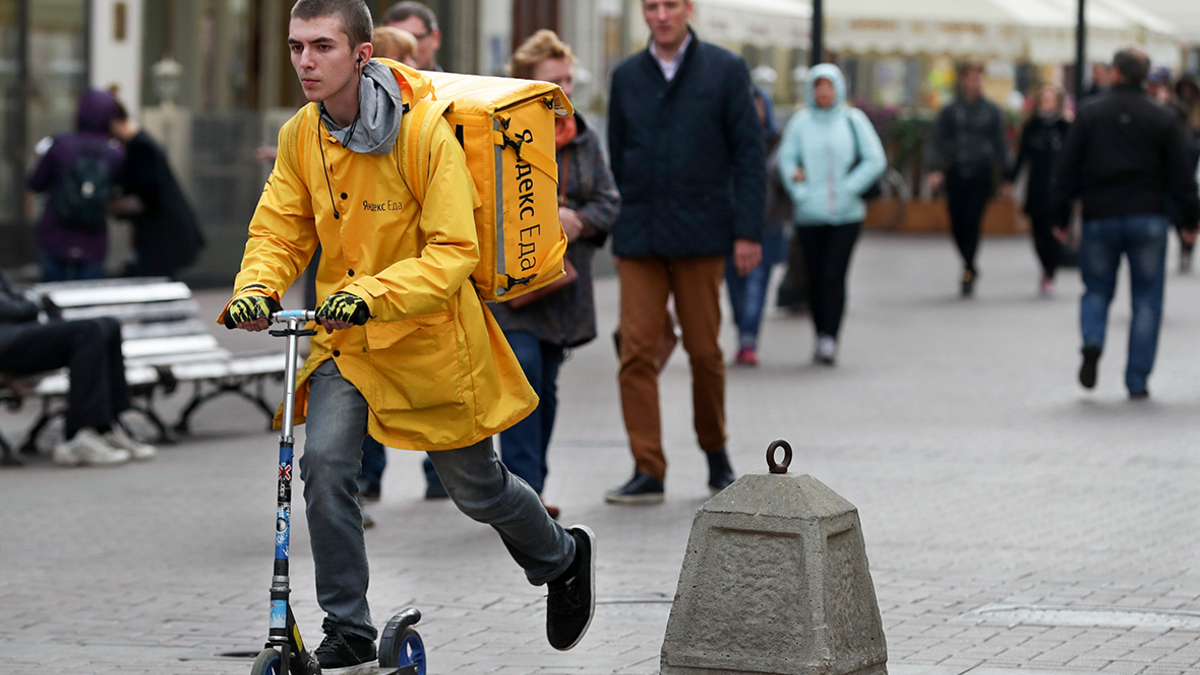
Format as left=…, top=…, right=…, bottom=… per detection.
left=618, top=256, right=727, bottom=482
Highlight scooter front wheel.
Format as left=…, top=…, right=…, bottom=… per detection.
left=249, top=648, right=281, bottom=675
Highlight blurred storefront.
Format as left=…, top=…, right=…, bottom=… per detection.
left=1, top=0, right=90, bottom=270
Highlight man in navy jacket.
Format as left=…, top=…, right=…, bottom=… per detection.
left=606, top=0, right=765, bottom=504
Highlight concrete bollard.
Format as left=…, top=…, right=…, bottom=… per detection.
left=661, top=440, right=888, bottom=675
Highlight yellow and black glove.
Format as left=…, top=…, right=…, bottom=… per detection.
left=315, top=292, right=371, bottom=326
left=223, top=292, right=282, bottom=329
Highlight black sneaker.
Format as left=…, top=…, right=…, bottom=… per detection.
left=1079, top=345, right=1101, bottom=389
left=604, top=471, right=664, bottom=504
left=960, top=269, right=976, bottom=298
left=314, top=629, right=378, bottom=675
left=547, top=525, right=596, bottom=651
left=706, top=449, right=736, bottom=494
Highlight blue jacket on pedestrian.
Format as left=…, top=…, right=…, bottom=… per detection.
left=778, top=64, right=886, bottom=227
left=607, top=31, right=765, bottom=258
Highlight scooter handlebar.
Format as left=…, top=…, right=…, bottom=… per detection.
left=270, top=309, right=318, bottom=324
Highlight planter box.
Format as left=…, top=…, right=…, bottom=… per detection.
left=865, top=198, right=1030, bottom=235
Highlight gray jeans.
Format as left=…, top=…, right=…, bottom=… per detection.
left=301, top=359, right=575, bottom=640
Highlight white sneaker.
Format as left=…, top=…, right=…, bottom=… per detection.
left=104, top=426, right=157, bottom=460
left=814, top=335, right=838, bottom=365
left=53, top=428, right=132, bottom=467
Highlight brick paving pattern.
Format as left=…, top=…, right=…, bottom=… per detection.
left=2, top=234, right=1199, bottom=674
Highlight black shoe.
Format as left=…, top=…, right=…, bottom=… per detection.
left=547, top=525, right=596, bottom=651
left=1129, top=389, right=1150, bottom=401
left=424, top=482, right=449, bottom=500
left=706, top=449, right=736, bottom=494
left=314, top=629, right=378, bottom=675
left=358, top=484, right=381, bottom=503
left=960, top=269, right=976, bottom=298
left=1079, top=345, right=1101, bottom=389
left=604, top=471, right=664, bottom=504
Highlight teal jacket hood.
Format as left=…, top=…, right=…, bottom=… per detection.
left=805, top=63, right=848, bottom=112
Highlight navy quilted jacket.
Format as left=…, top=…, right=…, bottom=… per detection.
left=607, top=33, right=765, bottom=258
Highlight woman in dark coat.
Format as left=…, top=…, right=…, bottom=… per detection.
left=488, top=30, right=620, bottom=516
left=1006, top=84, right=1070, bottom=296
left=109, top=100, right=205, bottom=278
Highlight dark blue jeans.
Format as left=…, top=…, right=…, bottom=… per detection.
left=724, top=228, right=785, bottom=349
left=356, top=436, right=387, bottom=495
left=1078, top=214, right=1169, bottom=394
left=497, top=331, right=564, bottom=494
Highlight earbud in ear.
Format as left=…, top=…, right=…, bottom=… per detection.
left=357, top=55, right=363, bottom=65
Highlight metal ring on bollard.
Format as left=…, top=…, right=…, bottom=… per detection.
left=767, top=440, right=792, bottom=474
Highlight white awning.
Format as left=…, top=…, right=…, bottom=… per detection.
left=644, top=0, right=1183, bottom=66
left=692, top=0, right=811, bottom=47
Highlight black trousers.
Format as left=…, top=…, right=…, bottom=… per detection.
left=946, top=169, right=994, bottom=273
left=1029, top=211, right=1062, bottom=278
left=797, top=222, right=862, bottom=339
left=0, top=318, right=130, bottom=439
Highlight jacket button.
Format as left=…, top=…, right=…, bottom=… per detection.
left=333, top=350, right=341, bottom=357
left=341, top=193, right=348, bottom=200
left=347, top=269, right=355, bottom=276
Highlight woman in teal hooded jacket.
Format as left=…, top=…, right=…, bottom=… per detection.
left=779, top=63, right=886, bottom=364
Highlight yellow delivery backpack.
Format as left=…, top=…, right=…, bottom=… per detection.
left=397, top=70, right=573, bottom=303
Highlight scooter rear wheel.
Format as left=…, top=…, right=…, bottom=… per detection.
left=249, top=648, right=281, bottom=675
left=380, top=627, right=425, bottom=674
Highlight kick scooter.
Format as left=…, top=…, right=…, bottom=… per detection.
left=247, top=309, right=427, bottom=675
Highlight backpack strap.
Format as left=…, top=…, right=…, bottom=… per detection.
left=397, top=98, right=453, bottom=207
left=492, top=123, right=558, bottom=180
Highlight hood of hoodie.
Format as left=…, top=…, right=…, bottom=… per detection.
left=805, top=63, right=847, bottom=115
left=319, top=59, right=427, bottom=156
left=76, top=89, right=117, bottom=135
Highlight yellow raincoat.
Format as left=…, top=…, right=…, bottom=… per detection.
left=220, top=63, right=536, bottom=450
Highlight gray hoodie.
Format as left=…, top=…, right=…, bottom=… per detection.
left=319, top=60, right=404, bottom=156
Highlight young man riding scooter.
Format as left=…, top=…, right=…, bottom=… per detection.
left=221, top=1, right=595, bottom=672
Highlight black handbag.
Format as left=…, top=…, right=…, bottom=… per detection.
left=847, top=115, right=884, bottom=202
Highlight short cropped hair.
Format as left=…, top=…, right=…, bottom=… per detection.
left=291, top=0, right=373, bottom=48
left=1112, top=49, right=1150, bottom=86
left=509, top=30, right=576, bottom=80
left=372, top=26, right=418, bottom=62
left=958, top=60, right=985, bottom=79
left=383, top=2, right=439, bottom=32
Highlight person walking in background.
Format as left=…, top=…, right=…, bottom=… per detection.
left=726, top=88, right=787, bottom=367
left=926, top=61, right=1009, bottom=298
left=352, top=23, right=421, bottom=519
left=778, top=63, right=885, bottom=366
left=1004, top=84, right=1069, bottom=296
left=1053, top=49, right=1200, bottom=400
left=28, top=89, right=123, bottom=282
left=489, top=30, right=620, bottom=519
left=108, top=100, right=205, bottom=279
left=383, top=1, right=440, bottom=71
left=605, top=0, right=764, bottom=504
left=383, top=1, right=448, bottom=500
left=370, top=25, right=419, bottom=68
left=1170, top=73, right=1200, bottom=273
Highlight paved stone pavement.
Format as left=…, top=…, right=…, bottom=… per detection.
left=3, top=233, right=1200, bottom=675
